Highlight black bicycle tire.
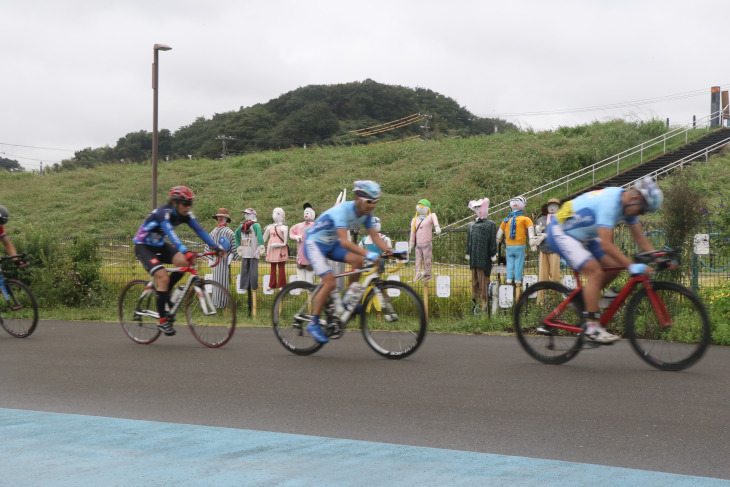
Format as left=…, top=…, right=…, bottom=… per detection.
left=625, top=280, right=711, bottom=371
left=513, top=280, right=584, bottom=365
left=185, top=279, right=237, bottom=348
left=0, top=280, right=39, bottom=338
left=360, top=280, right=427, bottom=359
left=119, top=280, right=161, bottom=344
left=271, top=280, right=325, bottom=356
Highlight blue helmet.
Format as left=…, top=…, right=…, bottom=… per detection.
left=353, top=180, right=381, bottom=200
left=633, top=176, right=663, bottom=212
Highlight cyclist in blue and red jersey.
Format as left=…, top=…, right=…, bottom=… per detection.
left=134, top=186, right=223, bottom=336
left=303, top=180, right=394, bottom=343
left=0, top=205, right=28, bottom=268
left=545, top=176, right=671, bottom=343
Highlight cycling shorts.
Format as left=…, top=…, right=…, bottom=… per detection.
left=134, top=243, right=178, bottom=276
left=546, top=221, right=605, bottom=272
left=303, top=238, right=349, bottom=277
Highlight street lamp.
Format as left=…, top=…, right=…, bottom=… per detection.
left=152, top=43, right=172, bottom=209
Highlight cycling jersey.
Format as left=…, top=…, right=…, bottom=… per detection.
left=133, top=204, right=217, bottom=253
left=0, top=225, right=5, bottom=239
left=555, top=187, right=638, bottom=241
left=305, top=201, right=374, bottom=248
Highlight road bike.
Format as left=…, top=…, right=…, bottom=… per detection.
left=119, top=251, right=236, bottom=348
left=272, top=253, right=427, bottom=359
left=513, top=250, right=711, bottom=371
left=0, top=254, right=38, bottom=338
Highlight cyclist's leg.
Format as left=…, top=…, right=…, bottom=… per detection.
left=303, top=239, right=337, bottom=342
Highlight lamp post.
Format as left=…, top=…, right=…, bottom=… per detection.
left=152, top=43, right=172, bottom=209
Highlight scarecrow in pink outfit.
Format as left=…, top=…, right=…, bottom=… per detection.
left=289, top=203, right=316, bottom=284
left=409, top=198, right=441, bottom=283
left=263, top=207, right=288, bottom=291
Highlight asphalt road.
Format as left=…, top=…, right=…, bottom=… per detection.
left=2, top=320, right=729, bottom=480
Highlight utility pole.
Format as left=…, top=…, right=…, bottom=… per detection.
left=420, top=114, right=432, bottom=140
left=215, top=135, right=236, bottom=159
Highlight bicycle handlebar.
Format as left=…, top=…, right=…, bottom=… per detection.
left=0, top=253, right=29, bottom=266
left=200, top=251, right=222, bottom=268
left=633, top=249, right=679, bottom=265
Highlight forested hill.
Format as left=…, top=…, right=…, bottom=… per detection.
left=55, top=79, right=516, bottom=171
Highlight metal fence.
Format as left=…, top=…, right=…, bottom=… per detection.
left=97, top=225, right=728, bottom=323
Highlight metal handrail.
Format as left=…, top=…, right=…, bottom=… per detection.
left=446, top=108, right=728, bottom=229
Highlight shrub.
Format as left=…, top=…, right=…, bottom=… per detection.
left=9, top=230, right=105, bottom=308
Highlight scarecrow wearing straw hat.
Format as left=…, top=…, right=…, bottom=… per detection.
left=206, top=208, right=237, bottom=307
left=535, top=198, right=562, bottom=286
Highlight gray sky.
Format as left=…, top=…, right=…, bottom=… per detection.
left=1, top=0, right=727, bottom=170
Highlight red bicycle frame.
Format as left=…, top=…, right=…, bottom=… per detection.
left=542, top=266, right=673, bottom=333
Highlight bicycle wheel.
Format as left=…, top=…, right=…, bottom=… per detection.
left=119, top=280, right=161, bottom=344
left=272, top=281, right=325, bottom=356
left=185, top=280, right=236, bottom=348
left=513, top=281, right=584, bottom=365
left=360, top=280, right=427, bottom=359
left=625, top=281, right=711, bottom=371
left=0, top=280, right=39, bottom=338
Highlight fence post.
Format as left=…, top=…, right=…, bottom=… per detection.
left=691, top=253, right=699, bottom=293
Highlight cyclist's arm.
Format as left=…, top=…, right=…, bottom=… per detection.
left=629, top=222, right=654, bottom=253
left=160, top=219, right=189, bottom=253
left=597, top=227, right=633, bottom=268
left=1, top=234, right=19, bottom=259
left=188, top=218, right=218, bottom=249
left=366, top=226, right=392, bottom=253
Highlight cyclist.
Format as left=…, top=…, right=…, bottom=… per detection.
left=133, top=186, right=223, bottom=336
left=303, top=180, right=394, bottom=343
left=0, top=205, right=28, bottom=268
left=545, top=176, right=669, bottom=343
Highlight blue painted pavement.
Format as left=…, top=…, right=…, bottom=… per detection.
left=1, top=408, right=728, bottom=487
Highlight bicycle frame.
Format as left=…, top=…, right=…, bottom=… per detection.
left=305, top=256, right=406, bottom=325
left=135, top=252, right=221, bottom=320
left=544, top=267, right=672, bottom=334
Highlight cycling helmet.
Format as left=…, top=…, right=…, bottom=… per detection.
left=169, top=185, right=195, bottom=202
left=633, top=176, right=663, bottom=212
left=353, top=180, right=382, bottom=201
left=0, top=205, right=8, bottom=225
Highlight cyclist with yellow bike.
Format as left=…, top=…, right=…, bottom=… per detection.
left=303, top=181, right=394, bottom=343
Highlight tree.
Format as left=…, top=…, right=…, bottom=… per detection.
left=0, top=157, right=24, bottom=172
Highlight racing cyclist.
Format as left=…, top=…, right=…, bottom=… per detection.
left=303, top=180, right=394, bottom=343
left=0, top=205, right=28, bottom=268
left=133, top=186, right=223, bottom=336
left=545, top=176, right=671, bottom=343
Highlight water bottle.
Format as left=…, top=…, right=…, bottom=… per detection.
left=171, top=286, right=184, bottom=305
left=330, top=291, right=344, bottom=315
left=342, top=282, right=361, bottom=311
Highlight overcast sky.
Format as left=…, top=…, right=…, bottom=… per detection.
left=1, top=0, right=727, bottom=170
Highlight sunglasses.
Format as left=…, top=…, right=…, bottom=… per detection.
left=177, top=200, right=193, bottom=207
left=360, top=197, right=379, bottom=204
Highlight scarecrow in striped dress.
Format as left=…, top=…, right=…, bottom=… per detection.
left=206, top=208, right=237, bottom=307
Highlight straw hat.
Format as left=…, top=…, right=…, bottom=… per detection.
left=541, top=198, right=561, bottom=216
left=213, top=208, right=232, bottom=222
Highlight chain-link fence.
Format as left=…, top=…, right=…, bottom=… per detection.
left=97, top=224, right=727, bottom=324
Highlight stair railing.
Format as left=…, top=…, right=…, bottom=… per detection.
left=445, top=108, right=728, bottom=229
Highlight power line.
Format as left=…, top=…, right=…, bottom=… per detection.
left=486, top=85, right=730, bottom=118
left=0, top=142, right=75, bottom=152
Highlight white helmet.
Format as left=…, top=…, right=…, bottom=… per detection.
left=633, top=176, right=663, bottom=212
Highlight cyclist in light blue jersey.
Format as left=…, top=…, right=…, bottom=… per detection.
left=545, top=176, right=672, bottom=343
left=303, top=181, right=393, bottom=343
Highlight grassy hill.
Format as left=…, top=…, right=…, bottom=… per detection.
left=0, top=119, right=681, bottom=237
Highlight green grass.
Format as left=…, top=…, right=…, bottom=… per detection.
left=0, top=119, right=680, bottom=237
